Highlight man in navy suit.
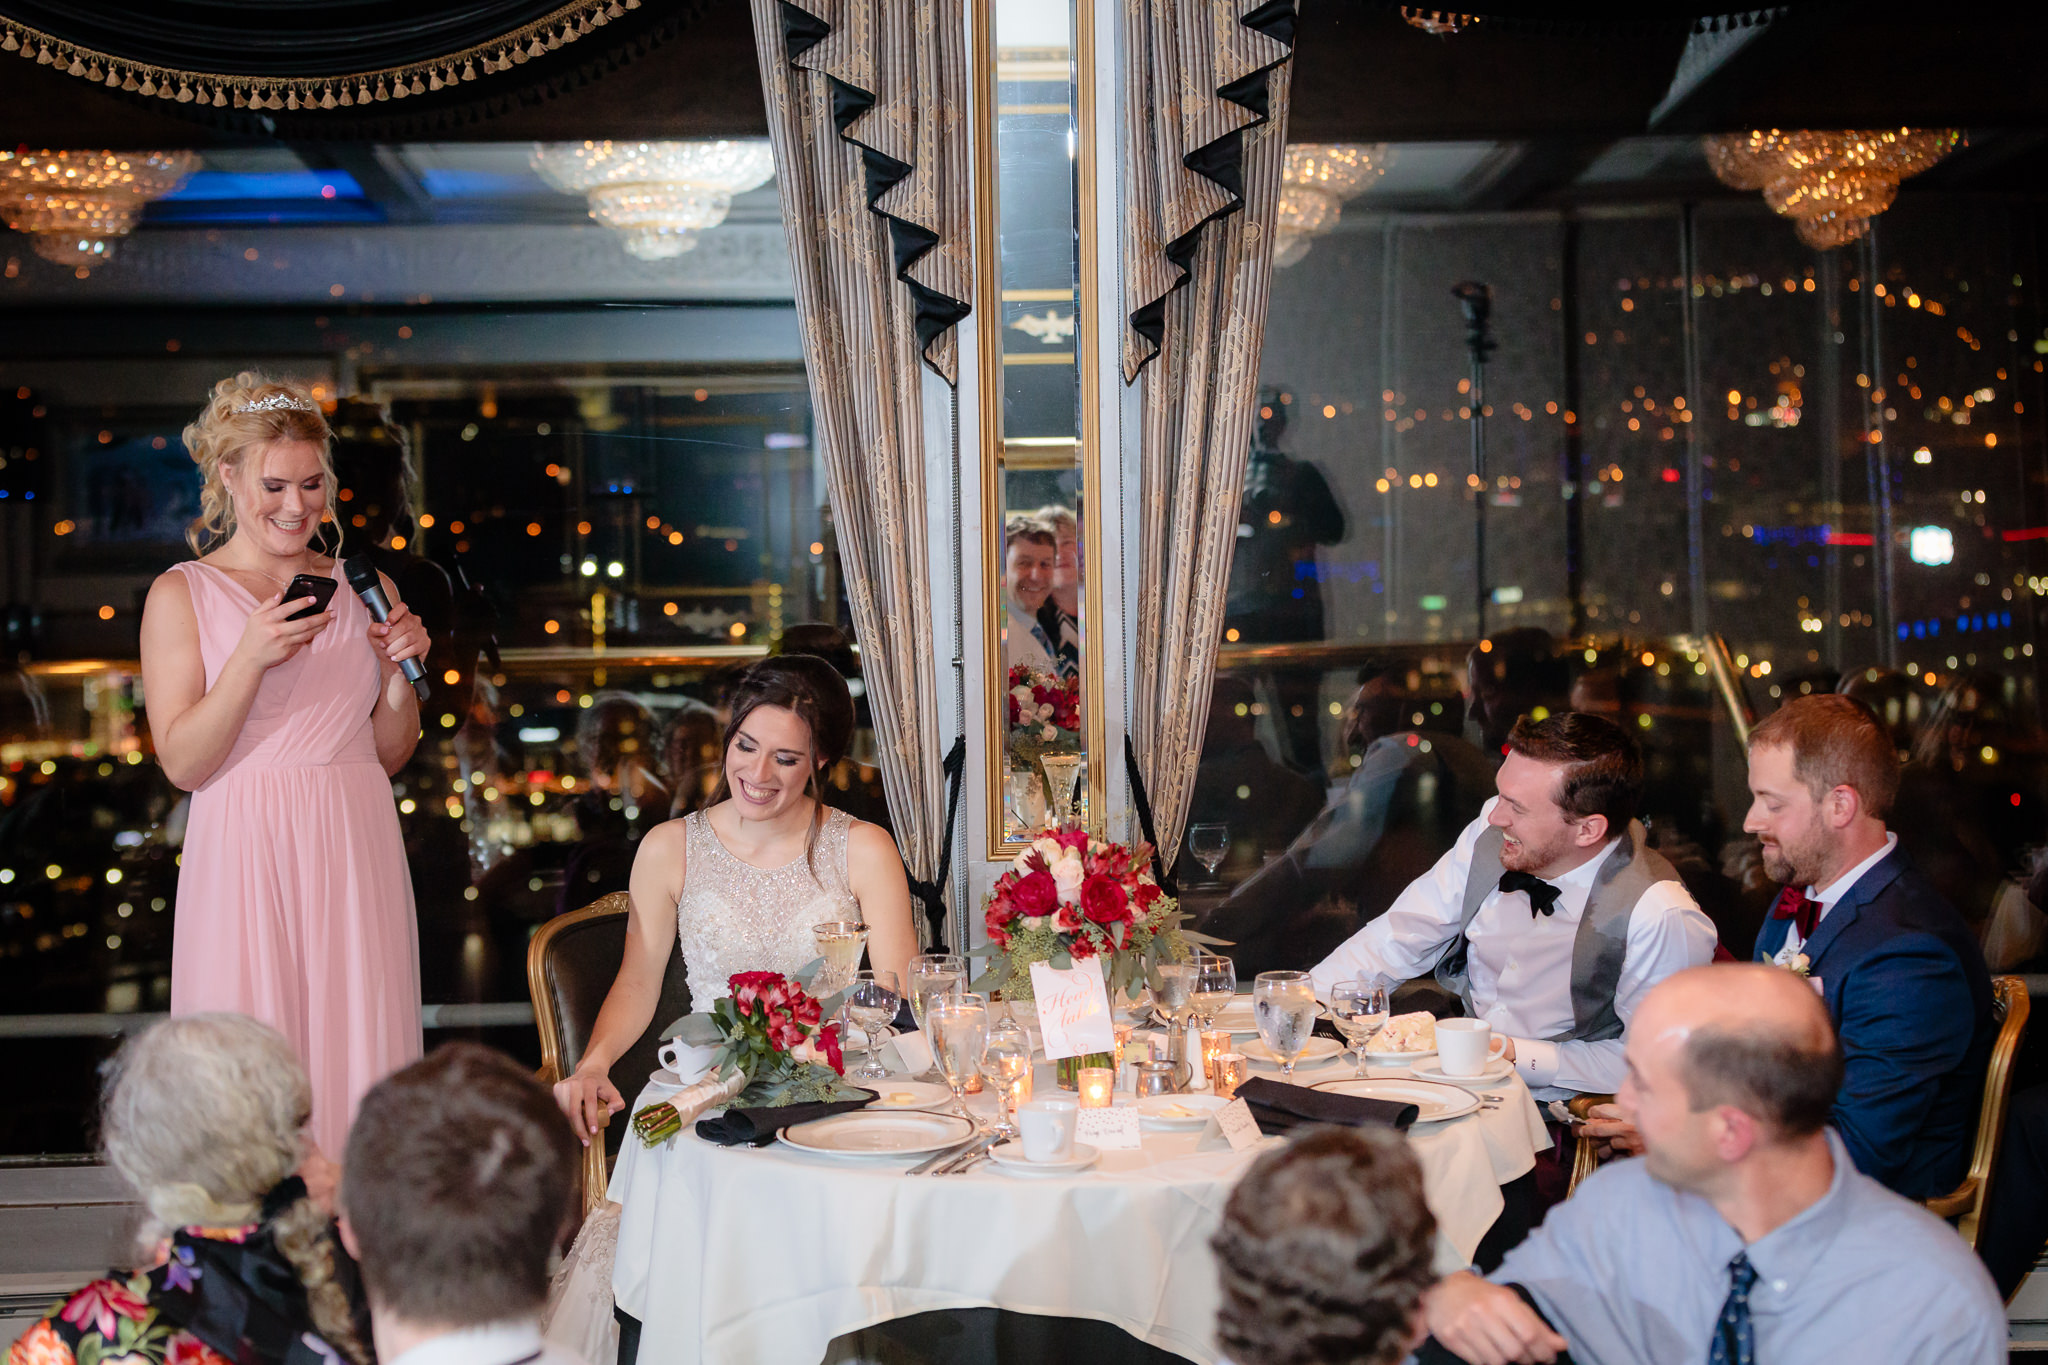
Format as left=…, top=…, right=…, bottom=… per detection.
left=1588, top=694, right=1993, bottom=1200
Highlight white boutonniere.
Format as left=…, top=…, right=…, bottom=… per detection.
left=1772, top=942, right=1811, bottom=977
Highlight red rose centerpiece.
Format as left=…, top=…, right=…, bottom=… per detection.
left=975, top=821, right=1198, bottom=1003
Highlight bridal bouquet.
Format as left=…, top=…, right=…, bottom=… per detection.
left=1007, top=665, right=1081, bottom=758
left=973, top=822, right=1208, bottom=1001
left=632, top=969, right=856, bottom=1146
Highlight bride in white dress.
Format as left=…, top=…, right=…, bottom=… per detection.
left=550, top=653, right=915, bottom=1145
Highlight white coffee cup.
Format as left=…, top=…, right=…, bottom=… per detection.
left=657, top=1038, right=716, bottom=1083
left=1018, top=1098, right=1079, bottom=1162
left=1436, top=1018, right=1509, bottom=1077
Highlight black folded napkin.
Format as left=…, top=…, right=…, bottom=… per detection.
left=1237, top=1076, right=1419, bottom=1135
left=694, top=1091, right=876, bottom=1147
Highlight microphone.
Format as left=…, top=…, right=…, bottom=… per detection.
left=343, top=555, right=433, bottom=702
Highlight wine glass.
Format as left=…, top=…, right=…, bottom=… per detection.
left=909, top=953, right=967, bottom=1079
left=1253, top=970, right=1318, bottom=1081
left=810, top=920, right=867, bottom=998
left=927, top=992, right=989, bottom=1123
left=1329, top=979, right=1389, bottom=1078
left=1188, top=824, right=1230, bottom=884
left=981, top=1014, right=1033, bottom=1137
left=844, top=969, right=901, bottom=1082
left=1153, top=961, right=1199, bottom=1081
left=1192, top=953, right=1237, bottom=1031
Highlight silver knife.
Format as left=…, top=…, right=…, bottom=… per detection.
left=906, top=1133, right=984, bottom=1176
left=928, top=1131, right=1003, bottom=1176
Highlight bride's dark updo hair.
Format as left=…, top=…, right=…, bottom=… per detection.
left=714, top=654, right=856, bottom=877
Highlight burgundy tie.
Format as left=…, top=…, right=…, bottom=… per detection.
left=1771, top=884, right=1823, bottom=940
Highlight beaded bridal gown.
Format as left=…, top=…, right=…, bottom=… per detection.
left=673, top=805, right=862, bottom=1003
left=544, top=803, right=864, bottom=1365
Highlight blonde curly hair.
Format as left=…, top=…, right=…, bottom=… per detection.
left=182, top=372, right=336, bottom=555
left=101, top=1013, right=368, bottom=1365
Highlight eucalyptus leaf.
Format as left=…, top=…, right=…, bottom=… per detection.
left=970, top=964, right=1007, bottom=994
left=793, top=955, right=826, bottom=990
left=1182, top=930, right=1236, bottom=947
left=662, top=1012, right=728, bottom=1046
left=1052, top=947, right=1073, bottom=970
left=963, top=940, right=1002, bottom=958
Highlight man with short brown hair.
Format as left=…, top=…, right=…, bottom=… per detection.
left=1311, top=711, right=1718, bottom=1101
left=1588, top=693, right=1993, bottom=1199
left=340, top=1043, right=586, bottom=1365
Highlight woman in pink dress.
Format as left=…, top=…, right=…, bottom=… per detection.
left=139, top=372, right=430, bottom=1159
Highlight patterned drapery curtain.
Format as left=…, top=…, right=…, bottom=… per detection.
left=1123, top=0, right=1297, bottom=868
left=750, top=0, right=971, bottom=941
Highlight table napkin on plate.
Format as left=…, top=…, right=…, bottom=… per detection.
left=1237, top=1077, right=1419, bottom=1135
left=694, top=1092, right=877, bottom=1147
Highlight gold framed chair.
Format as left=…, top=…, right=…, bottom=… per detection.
left=1565, top=1093, right=1613, bottom=1196
left=1925, top=975, right=2030, bottom=1248
left=528, top=891, right=693, bottom=1216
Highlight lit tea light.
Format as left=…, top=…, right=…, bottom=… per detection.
left=1201, top=1030, right=1232, bottom=1084
left=1078, top=1067, right=1115, bottom=1109
left=1212, top=1053, right=1249, bottom=1100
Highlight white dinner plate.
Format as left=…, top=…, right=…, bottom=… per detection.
left=1361, top=1045, right=1438, bottom=1066
left=988, top=1141, right=1100, bottom=1175
left=862, top=1080, right=957, bottom=1113
left=776, top=1110, right=974, bottom=1158
left=1310, top=1077, right=1480, bottom=1123
left=1408, top=1058, right=1515, bottom=1089
left=1240, top=1036, right=1344, bottom=1067
left=1131, top=1094, right=1230, bottom=1129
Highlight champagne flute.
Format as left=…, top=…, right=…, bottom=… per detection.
left=909, top=953, right=966, bottom=1080
left=1192, top=953, right=1237, bottom=1031
left=981, top=1015, right=1033, bottom=1137
left=927, top=993, right=989, bottom=1123
left=1253, top=970, right=1318, bottom=1081
left=1187, top=823, right=1230, bottom=884
left=811, top=920, right=867, bottom=998
left=1329, top=979, right=1389, bottom=1078
left=845, top=969, right=901, bottom=1082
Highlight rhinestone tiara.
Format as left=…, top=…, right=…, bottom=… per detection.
left=232, top=392, right=317, bottom=415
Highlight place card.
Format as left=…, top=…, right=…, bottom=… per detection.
left=1075, top=1107, right=1143, bottom=1150
left=890, top=1029, right=935, bottom=1077
left=1030, top=957, right=1117, bottom=1060
left=1204, top=1097, right=1262, bottom=1153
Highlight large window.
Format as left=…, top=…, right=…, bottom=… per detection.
left=0, top=142, right=899, bottom=1155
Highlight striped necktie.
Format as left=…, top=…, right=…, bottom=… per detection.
left=1708, top=1251, right=1759, bottom=1365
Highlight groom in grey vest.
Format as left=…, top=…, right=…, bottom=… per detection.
left=1310, top=712, right=1718, bottom=1103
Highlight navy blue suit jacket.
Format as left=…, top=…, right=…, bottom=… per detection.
left=1754, top=844, right=1993, bottom=1200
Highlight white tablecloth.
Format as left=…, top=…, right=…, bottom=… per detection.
left=609, top=1058, right=1548, bottom=1365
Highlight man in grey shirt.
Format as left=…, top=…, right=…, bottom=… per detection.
left=1419, top=962, right=2005, bottom=1364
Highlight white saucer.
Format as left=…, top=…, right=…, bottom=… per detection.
left=1361, top=1046, right=1437, bottom=1066
left=988, top=1141, right=1100, bottom=1175
left=1409, top=1058, right=1515, bottom=1089
left=862, top=1080, right=957, bottom=1112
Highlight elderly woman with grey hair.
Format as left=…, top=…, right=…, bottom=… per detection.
left=7, top=1014, right=368, bottom=1365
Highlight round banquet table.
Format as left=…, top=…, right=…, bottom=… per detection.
left=609, top=1054, right=1549, bottom=1365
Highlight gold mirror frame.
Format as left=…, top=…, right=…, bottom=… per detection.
left=975, top=0, right=1105, bottom=857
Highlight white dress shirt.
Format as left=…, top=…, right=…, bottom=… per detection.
left=1310, top=799, right=1718, bottom=1098
left=1774, top=831, right=1899, bottom=960
left=389, top=1319, right=591, bottom=1365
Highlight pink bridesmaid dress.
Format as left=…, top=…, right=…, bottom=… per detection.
left=166, top=560, right=423, bottom=1157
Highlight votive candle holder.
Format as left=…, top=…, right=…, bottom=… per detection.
left=1212, top=1053, right=1249, bottom=1100
left=1078, top=1066, right=1115, bottom=1109
left=1201, top=1030, right=1232, bottom=1083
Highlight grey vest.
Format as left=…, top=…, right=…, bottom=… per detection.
left=1433, top=820, right=1680, bottom=1043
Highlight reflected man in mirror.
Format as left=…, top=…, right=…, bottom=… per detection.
left=1002, top=513, right=1069, bottom=679
left=1224, top=384, right=1345, bottom=775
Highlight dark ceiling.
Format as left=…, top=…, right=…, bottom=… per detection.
left=0, top=0, right=2043, bottom=199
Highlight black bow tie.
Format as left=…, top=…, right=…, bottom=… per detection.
left=1499, top=869, right=1562, bottom=917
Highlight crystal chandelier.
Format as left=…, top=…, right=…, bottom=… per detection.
left=0, top=150, right=199, bottom=269
left=531, top=140, right=776, bottom=260
left=1275, top=144, right=1389, bottom=268
left=1704, top=128, right=1961, bottom=250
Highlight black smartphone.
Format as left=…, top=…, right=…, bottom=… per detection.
left=283, top=573, right=339, bottom=621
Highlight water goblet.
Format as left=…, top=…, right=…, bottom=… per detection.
left=928, top=992, right=989, bottom=1123
left=1329, top=979, right=1389, bottom=1077
left=1192, top=953, right=1237, bottom=1031
left=909, top=953, right=966, bottom=1078
left=981, top=1015, right=1033, bottom=1137
left=1187, top=823, right=1230, bottom=884
left=1253, top=970, right=1318, bottom=1081
left=844, top=969, right=901, bottom=1082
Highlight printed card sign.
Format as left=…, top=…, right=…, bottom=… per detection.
left=1030, top=957, right=1117, bottom=1060
left=890, top=1029, right=935, bottom=1078
left=1076, top=1107, right=1142, bottom=1150
left=1213, top=1097, right=1263, bottom=1152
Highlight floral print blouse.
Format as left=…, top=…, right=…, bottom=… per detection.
left=8, top=1225, right=346, bottom=1365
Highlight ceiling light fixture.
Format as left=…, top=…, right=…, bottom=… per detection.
left=1275, top=143, right=1390, bottom=268
left=0, top=150, right=199, bottom=270
left=1704, top=128, right=1961, bottom=250
left=531, top=140, right=776, bottom=260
